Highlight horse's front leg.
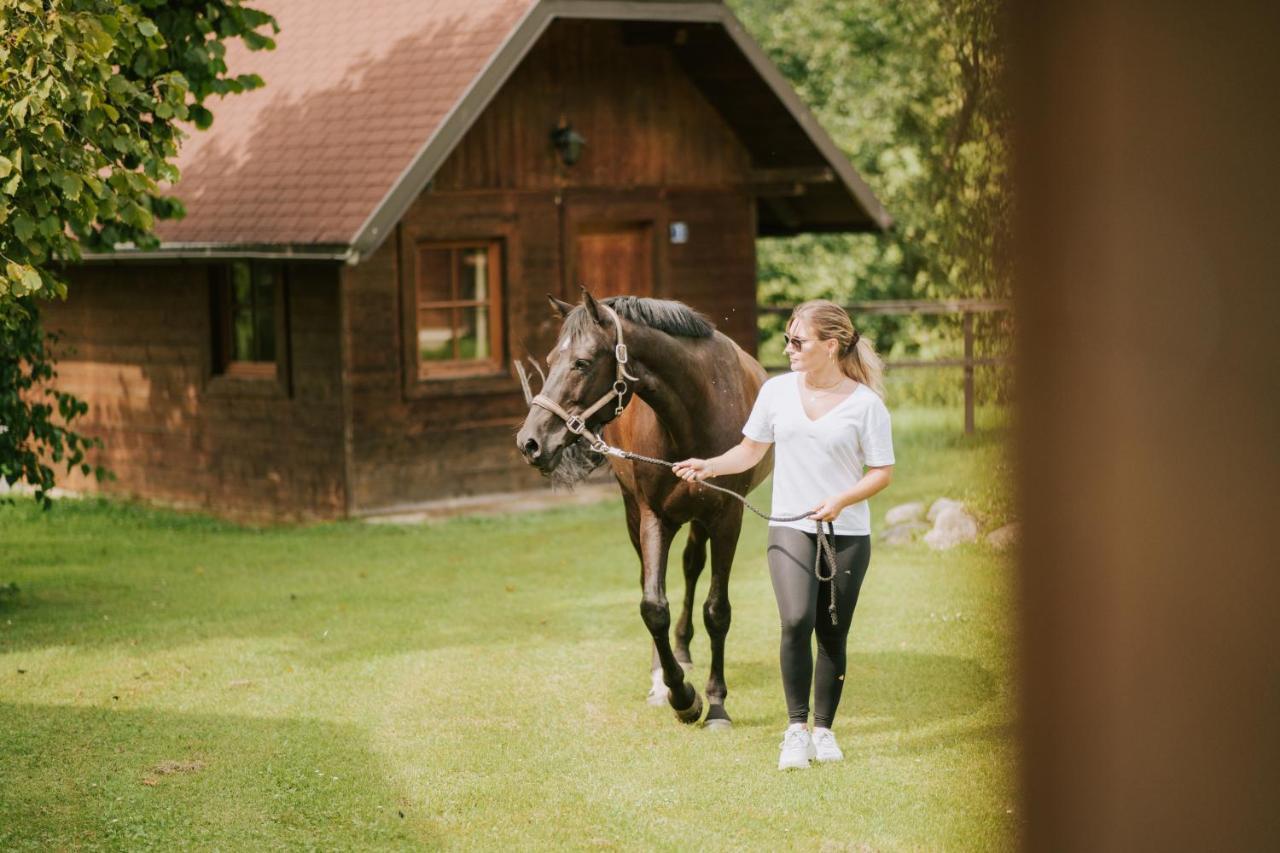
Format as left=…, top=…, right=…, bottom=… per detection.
left=649, top=522, right=705, bottom=704
left=637, top=510, right=702, bottom=724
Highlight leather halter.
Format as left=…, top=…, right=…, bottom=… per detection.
left=529, top=303, right=639, bottom=452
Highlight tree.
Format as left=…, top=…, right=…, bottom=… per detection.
left=729, top=0, right=1011, bottom=360
left=0, top=0, right=277, bottom=504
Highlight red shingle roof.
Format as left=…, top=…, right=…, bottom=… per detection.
left=156, top=0, right=536, bottom=247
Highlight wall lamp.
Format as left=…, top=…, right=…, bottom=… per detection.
left=551, top=122, right=586, bottom=166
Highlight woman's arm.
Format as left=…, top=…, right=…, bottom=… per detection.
left=672, top=437, right=772, bottom=482
left=808, top=465, right=895, bottom=522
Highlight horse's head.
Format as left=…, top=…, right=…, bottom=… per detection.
left=516, top=289, right=632, bottom=482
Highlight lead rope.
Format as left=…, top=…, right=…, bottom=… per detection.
left=815, top=520, right=839, bottom=626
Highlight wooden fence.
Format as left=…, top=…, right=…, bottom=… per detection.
left=757, top=299, right=1012, bottom=434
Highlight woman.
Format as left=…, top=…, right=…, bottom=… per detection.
left=673, top=300, right=894, bottom=770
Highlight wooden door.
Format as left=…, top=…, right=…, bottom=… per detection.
left=573, top=222, right=654, bottom=298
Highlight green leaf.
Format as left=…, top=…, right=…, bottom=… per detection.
left=10, top=96, right=30, bottom=127
left=19, top=266, right=41, bottom=296
left=3, top=172, right=20, bottom=196
left=59, top=173, right=83, bottom=200
left=0, top=156, right=12, bottom=179
left=189, top=105, right=213, bottom=130
left=13, top=212, right=35, bottom=243
left=137, top=20, right=159, bottom=38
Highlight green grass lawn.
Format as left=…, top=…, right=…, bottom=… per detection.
left=0, top=405, right=1018, bottom=851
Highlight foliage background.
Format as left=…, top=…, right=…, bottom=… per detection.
left=729, top=0, right=1012, bottom=405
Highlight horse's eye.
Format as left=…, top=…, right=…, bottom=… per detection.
left=573, top=359, right=592, bottom=372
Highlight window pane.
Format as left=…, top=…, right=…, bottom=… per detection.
left=417, top=307, right=455, bottom=362
left=417, top=247, right=452, bottom=305
left=457, top=305, right=490, bottom=360
left=231, top=261, right=252, bottom=310
left=252, top=264, right=276, bottom=361
left=457, top=247, right=489, bottom=303
left=228, top=262, right=253, bottom=361
left=233, top=306, right=254, bottom=362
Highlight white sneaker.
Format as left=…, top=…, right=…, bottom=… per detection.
left=812, top=727, right=844, bottom=763
left=777, top=727, right=816, bottom=770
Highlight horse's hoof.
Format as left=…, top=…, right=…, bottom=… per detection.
left=672, top=687, right=703, bottom=724
left=703, top=704, right=732, bottom=730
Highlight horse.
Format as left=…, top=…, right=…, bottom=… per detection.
left=515, top=289, right=772, bottom=728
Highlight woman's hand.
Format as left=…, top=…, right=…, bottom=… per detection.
left=808, top=495, right=848, bottom=523
left=672, top=458, right=713, bottom=482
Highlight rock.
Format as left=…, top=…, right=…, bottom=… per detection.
left=986, top=522, right=1020, bottom=550
left=927, top=498, right=966, bottom=523
left=881, top=521, right=930, bottom=545
left=924, top=505, right=980, bottom=550
left=884, top=502, right=926, bottom=526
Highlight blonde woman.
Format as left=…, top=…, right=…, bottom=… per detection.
left=673, top=300, right=894, bottom=770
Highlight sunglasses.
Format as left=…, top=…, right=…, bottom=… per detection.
left=782, top=334, right=812, bottom=349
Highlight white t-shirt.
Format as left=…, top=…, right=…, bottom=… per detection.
left=742, top=372, right=895, bottom=535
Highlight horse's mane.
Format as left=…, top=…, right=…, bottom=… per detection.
left=564, top=296, right=715, bottom=340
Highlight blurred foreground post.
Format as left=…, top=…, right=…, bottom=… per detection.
left=1013, top=2, right=1280, bottom=849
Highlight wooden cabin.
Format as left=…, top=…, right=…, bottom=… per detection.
left=46, top=0, right=889, bottom=520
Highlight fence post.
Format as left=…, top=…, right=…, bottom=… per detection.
left=963, top=311, right=975, bottom=435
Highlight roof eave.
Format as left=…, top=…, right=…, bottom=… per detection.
left=78, top=242, right=357, bottom=263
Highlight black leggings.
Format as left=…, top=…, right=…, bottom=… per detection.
left=767, top=526, right=872, bottom=728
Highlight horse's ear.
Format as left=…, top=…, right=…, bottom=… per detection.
left=547, top=294, right=574, bottom=319
left=580, top=286, right=604, bottom=325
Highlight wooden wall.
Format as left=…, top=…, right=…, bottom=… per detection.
left=344, top=19, right=759, bottom=512
left=431, top=20, right=753, bottom=193
left=45, top=261, right=346, bottom=520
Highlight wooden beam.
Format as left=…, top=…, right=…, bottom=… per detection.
left=759, top=299, right=1012, bottom=316
left=747, top=166, right=835, bottom=185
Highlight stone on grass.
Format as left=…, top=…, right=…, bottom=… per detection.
left=986, top=522, right=1020, bottom=550
left=882, top=521, right=930, bottom=545
left=884, top=502, right=926, bottom=526
left=924, top=505, right=980, bottom=550
left=927, top=498, right=965, bottom=523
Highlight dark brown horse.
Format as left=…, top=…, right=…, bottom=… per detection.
left=516, top=290, right=771, bottom=727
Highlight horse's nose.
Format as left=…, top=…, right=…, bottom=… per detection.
left=518, top=433, right=541, bottom=462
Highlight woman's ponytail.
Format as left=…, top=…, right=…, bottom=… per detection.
left=839, top=334, right=885, bottom=399
left=791, top=299, right=887, bottom=399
